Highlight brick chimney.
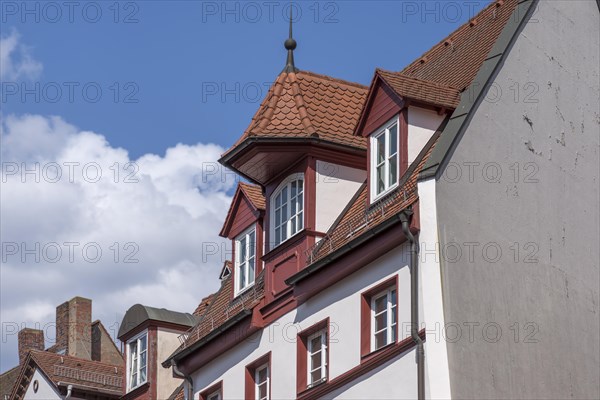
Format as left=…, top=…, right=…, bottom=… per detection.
left=18, top=328, right=45, bottom=363
left=55, top=296, right=92, bottom=359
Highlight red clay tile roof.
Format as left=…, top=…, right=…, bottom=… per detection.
left=377, top=69, right=461, bottom=109
left=400, top=0, right=518, bottom=90
left=193, top=293, right=215, bottom=317
left=239, top=182, right=266, bottom=210
left=225, top=70, right=368, bottom=153
left=175, top=272, right=264, bottom=355
left=10, top=350, right=124, bottom=400
left=167, top=383, right=185, bottom=400
left=0, top=366, right=20, bottom=400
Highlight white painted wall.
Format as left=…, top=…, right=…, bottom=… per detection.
left=418, top=178, right=452, bottom=399
left=156, top=328, right=185, bottom=400
left=407, top=107, right=445, bottom=167
left=190, top=243, right=419, bottom=399
left=315, top=161, right=366, bottom=233
left=23, top=369, right=61, bottom=400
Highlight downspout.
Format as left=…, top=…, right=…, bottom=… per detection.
left=171, top=360, right=193, bottom=400
left=64, top=384, right=72, bottom=399
left=400, top=209, right=425, bottom=400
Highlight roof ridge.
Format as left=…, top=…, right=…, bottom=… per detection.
left=29, top=349, right=122, bottom=368
left=288, top=72, right=318, bottom=136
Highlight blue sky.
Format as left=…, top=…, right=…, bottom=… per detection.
left=2, top=0, right=488, bottom=158
left=1, top=1, right=490, bottom=372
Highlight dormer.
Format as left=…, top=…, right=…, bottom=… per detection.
left=355, top=69, right=459, bottom=203
left=219, top=41, right=369, bottom=307
left=220, top=182, right=266, bottom=298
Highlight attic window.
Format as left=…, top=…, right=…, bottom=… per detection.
left=234, top=226, right=256, bottom=296
left=370, top=116, right=400, bottom=202
left=126, top=331, right=148, bottom=392
left=270, top=173, right=304, bottom=248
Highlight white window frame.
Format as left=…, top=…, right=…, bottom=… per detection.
left=234, top=225, right=256, bottom=296
left=370, top=287, right=397, bottom=351
left=270, top=173, right=304, bottom=249
left=126, top=330, right=148, bottom=392
left=206, top=390, right=222, bottom=400
left=370, top=116, right=400, bottom=203
left=307, top=329, right=328, bottom=388
left=255, top=363, right=270, bottom=400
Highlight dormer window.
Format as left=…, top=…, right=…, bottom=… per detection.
left=234, top=226, right=256, bottom=295
left=126, top=331, right=148, bottom=391
left=271, top=173, right=304, bottom=248
left=370, top=117, right=399, bottom=202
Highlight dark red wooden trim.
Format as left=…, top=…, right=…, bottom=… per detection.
left=400, top=107, right=409, bottom=177
left=296, top=318, right=330, bottom=395
left=244, top=352, right=271, bottom=400
left=199, top=380, right=223, bottom=400
left=360, top=275, right=399, bottom=358
left=297, top=329, right=426, bottom=400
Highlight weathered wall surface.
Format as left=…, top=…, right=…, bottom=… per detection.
left=435, top=1, right=599, bottom=399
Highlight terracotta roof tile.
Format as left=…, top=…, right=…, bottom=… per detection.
left=377, top=69, right=461, bottom=109
left=0, top=365, right=20, bottom=400
left=239, top=182, right=266, bottom=210
left=11, top=350, right=124, bottom=400
left=176, top=272, right=264, bottom=353
left=225, top=70, right=368, bottom=154
left=401, top=0, right=518, bottom=90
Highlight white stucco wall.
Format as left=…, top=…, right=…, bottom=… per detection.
left=24, top=369, right=61, bottom=400
left=407, top=107, right=445, bottom=167
left=190, top=243, right=419, bottom=399
left=156, top=328, right=185, bottom=400
left=315, top=161, right=366, bottom=233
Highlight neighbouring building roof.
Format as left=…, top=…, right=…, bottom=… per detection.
left=118, top=304, right=198, bottom=339
left=167, top=383, right=185, bottom=400
left=224, top=70, right=368, bottom=153
left=0, top=366, right=20, bottom=400
left=9, top=350, right=124, bottom=400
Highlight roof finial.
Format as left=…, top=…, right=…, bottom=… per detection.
left=283, top=2, right=298, bottom=72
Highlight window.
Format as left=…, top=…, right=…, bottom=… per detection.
left=370, top=117, right=399, bottom=201
left=271, top=173, right=304, bottom=248
left=371, top=288, right=397, bottom=351
left=199, top=381, right=223, bottom=400
left=307, top=330, right=327, bottom=387
left=235, top=226, right=256, bottom=295
left=296, top=318, right=329, bottom=394
left=245, top=353, right=271, bottom=400
left=127, top=331, right=147, bottom=391
left=255, top=364, right=270, bottom=400
left=360, top=277, right=398, bottom=357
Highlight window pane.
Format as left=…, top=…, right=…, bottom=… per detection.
left=275, top=209, right=281, bottom=226
left=239, top=262, right=246, bottom=288
left=377, top=134, right=385, bottom=163
left=249, top=231, right=256, bottom=256
left=140, top=336, right=146, bottom=351
left=275, top=227, right=281, bottom=245
left=298, top=192, right=303, bottom=211
left=377, top=165, right=385, bottom=194
left=310, top=336, right=321, bottom=351
left=375, top=311, right=388, bottom=332
left=248, top=258, right=255, bottom=284
left=282, top=186, right=288, bottom=203
left=131, top=373, right=137, bottom=388
left=291, top=181, right=297, bottom=198
left=374, top=295, right=387, bottom=313
left=298, top=180, right=304, bottom=193
left=258, top=383, right=267, bottom=400
left=389, top=154, right=398, bottom=185
left=311, top=352, right=322, bottom=369
left=311, top=370, right=322, bottom=384
left=375, top=330, right=387, bottom=349
left=257, top=367, right=268, bottom=383
left=389, top=124, right=398, bottom=156
left=275, top=193, right=281, bottom=208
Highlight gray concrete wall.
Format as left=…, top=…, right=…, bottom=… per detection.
left=435, top=1, right=599, bottom=399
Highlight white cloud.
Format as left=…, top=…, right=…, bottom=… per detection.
left=0, top=30, right=43, bottom=81
left=0, top=114, right=236, bottom=371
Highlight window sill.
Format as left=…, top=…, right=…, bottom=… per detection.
left=361, top=341, right=396, bottom=362
left=263, top=229, right=307, bottom=260
left=297, top=378, right=328, bottom=398
left=370, top=182, right=399, bottom=205
left=122, top=382, right=149, bottom=400
left=234, top=282, right=255, bottom=299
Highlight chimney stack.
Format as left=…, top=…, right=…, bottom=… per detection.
left=55, top=296, right=92, bottom=359
left=18, top=328, right=45, bottom=364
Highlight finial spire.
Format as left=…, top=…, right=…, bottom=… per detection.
left=283, top=2, right=298, bottom=73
